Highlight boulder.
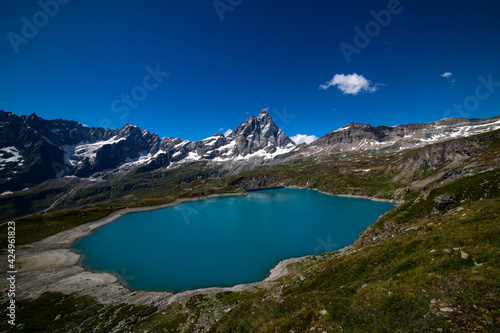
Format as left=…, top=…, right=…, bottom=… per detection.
left=433, top=193, right=455, bottom=210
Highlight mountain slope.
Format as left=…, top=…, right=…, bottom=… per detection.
left=223, top=109, right=295, bottom=159
left=296, top=115, right=500, bottom=158
left=0, top=109, right=296, bottom=193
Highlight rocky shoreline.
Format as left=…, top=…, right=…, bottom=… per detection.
left=285, top=186, right=403, bottom=205
left=14, top=192, right=310, bottom=308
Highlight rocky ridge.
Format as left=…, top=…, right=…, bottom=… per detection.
left=0, top=109, right=296, bottom=192
left=296, top=115, right=500, bottom=158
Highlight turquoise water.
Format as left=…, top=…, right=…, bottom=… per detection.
left=73, top=188, right=394, bottom=292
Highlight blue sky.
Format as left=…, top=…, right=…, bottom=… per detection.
left=1, top=0, right=500, bottom=142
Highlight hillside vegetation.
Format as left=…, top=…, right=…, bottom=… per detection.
left=208, top=169, right=500, bottom=332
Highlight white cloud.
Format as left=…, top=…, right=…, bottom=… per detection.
left=290, top=134, right=318, bottom=145
left=319, top=73, right=380, bottom=95
left=218, top=127, right=224, bottom=132
left=223, top=129, right=233, bottom=137
left=441, top=72, right=456, bottom=87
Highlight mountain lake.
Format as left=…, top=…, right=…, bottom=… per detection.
left=73, top=188, right=395, bottom=292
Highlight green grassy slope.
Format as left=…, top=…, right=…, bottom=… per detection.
left=0, top=292, right=158, bottom=333
left=207, top=170, right=500, bottom=332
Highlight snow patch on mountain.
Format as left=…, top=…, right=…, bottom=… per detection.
left=62, top=136, right=127, bottom=166
left=298, top=116, right=500, bottom=158
left=116, top=149, right=167, bottom=171
left=0, top=146, right=24, bottom=170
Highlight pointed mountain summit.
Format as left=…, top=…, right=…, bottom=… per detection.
left=169, top=109, right=296, bottom=163
left=226, top=109, right=295, bottom=157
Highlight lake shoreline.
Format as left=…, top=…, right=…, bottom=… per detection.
left=16, top=188, right=394, bottom=307
left=285, top=185, right=403, bottom=205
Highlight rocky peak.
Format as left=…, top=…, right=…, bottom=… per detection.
left=26, top=113, right=40, bottom=121
left=116, top=122, right=142, bottom=138
left=348, top=122, right=371, bottom=128
left=257, top=109, right=269, bottom=119
left=226, top=110, right=294, bottom=156
left=0, top=110, right=16, bottom=121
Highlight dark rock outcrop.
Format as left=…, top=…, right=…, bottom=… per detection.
left=228, top=175, right=277, bottom=190
left=433, top=194, right=456, bottom=210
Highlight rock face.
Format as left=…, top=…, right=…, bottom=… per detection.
left=171, top=110, right=296, bottom=164
left=296, top=116, right=500, bottom=158
left=0, top=111, right=164, bottom=190
left=433, top=194, right=455, bottom=210
left=0, top=109, right=296, bottom=192
left=226, top=110, right=294, bottom=157
left=228, top=175, right=278, bottom=190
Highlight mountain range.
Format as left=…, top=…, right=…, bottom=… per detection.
left=1, top=109, right=500, bottom=195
